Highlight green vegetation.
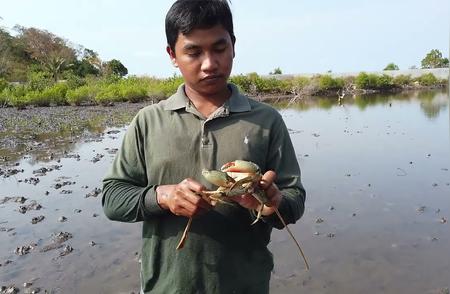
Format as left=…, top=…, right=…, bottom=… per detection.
left=0, top=25, right=127, bottom=82
left=269, top=67, right=282, bottom=75
left=421, top=49, right=449, bottom=69
left=415, top=73, right=438, bottom=86
left=393, top=75, right=412, bottom=86
left=354, top=73, right=394, bottom=90
left=384, top=63, right=399, bottom=70
left=0, top=72, right=446, bottom=108
left=316, top=75, right=345, bottom=91
left=0, top=23, right=448, bottom=108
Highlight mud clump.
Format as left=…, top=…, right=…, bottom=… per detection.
left=85, top=187, right=102, bottom=198
left=18, top=201, right=42, bottom=214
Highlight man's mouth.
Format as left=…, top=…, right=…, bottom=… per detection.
left=201, top=75, right=223, bottom=82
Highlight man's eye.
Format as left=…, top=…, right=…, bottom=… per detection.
left=187, top=51, right=201, bottom=57
left=215, top=47, right=226, bottom=53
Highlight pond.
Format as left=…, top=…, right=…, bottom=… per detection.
left=1, top=90, right=449, bottom=294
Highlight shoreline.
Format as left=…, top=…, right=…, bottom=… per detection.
left=1, top=68, right=448, bottom=109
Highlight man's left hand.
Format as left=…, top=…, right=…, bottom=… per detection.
left=231, top=170, right=282, bottom=216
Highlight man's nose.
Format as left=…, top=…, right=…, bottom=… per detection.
left=201, top=52, right=218, bottom=72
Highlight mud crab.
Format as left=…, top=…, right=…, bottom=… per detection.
left=176, top=160, right=310, bottom=270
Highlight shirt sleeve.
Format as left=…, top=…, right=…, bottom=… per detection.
left=102, top=111, right=166, bottom=222
left=261, top=113, right=306, bottom=229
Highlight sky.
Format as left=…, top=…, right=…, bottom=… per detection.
left=0, top=0, right=449, bottom=78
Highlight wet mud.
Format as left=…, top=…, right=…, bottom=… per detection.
left=1, top=92, right=449, bottom=293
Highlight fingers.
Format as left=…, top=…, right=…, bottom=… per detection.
left=259, top=170, right=282, bottom=209
left=259, top=170, right=277, bottom=190
left=169, top=178, right=212, bottom=217
left=180, top=178, right=205, bottom=193
left=230, top=194, right=260, bottom=210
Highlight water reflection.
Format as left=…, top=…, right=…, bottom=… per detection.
left=273, top=89, right=448, bottom=117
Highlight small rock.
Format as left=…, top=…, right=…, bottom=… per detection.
left=58, top=216, right=67, bottom=222
left=315, top=217, right=324, bottom=223
left=313, top=232, right=320, bottom=236
left=0, top=260, right=12, bottom=267
left=417, top=206, right=426, bottom=213
left=59, top=245, right=73, bottom=257
left=74, top=209, right=82, bottom=213
left=24, top=177, right=40, bottom=185
left=85, top=187, right=102, bottom=198
left=14, top=243, right=36, bottom=256
left=89, top=241, right=96, bottom=246
left=24, top=287, right=40, bottom=294
left=91, top=153, right=104, bottom=163
left=52, top=232, right=73, bottom=243
left=440, top=217, right=447, bottom=224
left=327, top=233, right=335, bottom=238
left=92, top=213, right=99, bottom=217
left=17, top=201, right=42, bottom=214
left=0, top=285, right=19, bottom=294
left=329, top=206, right=335, bottom=211
left=31, top=215, right=45, bottom=224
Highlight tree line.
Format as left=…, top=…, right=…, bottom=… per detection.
left=0, top=25, right=127, bottom=82
left=383, top=49, right=449, bottom=71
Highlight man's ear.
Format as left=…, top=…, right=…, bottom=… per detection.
left=166, top=46, right=178, bottom=67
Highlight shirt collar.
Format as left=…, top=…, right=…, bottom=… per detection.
left=163, top=83, right=251, bottom=113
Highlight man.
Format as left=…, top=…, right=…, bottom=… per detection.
left=102, top=1, right=306, bottom=293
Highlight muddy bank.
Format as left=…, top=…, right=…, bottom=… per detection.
left=0, top=102, right=149, bottom=165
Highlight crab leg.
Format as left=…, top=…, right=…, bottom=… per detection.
left=176, top=217, right=192, bottom=250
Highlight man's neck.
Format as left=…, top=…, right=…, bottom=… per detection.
left=184, top=85, right=231, bottom=118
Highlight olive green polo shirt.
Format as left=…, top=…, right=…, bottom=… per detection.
left=102, top=83, right=306, bottom=294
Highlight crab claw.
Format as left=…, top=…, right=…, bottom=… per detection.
left=220, top=160, right=260, bottom=174
left=202, top=169, right=235, bottom=188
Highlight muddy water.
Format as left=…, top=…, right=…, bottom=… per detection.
left=1, top=91, right=449, bottom=293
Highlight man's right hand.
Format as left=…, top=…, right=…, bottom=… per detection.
left=156, top=178, right=213, bottom=217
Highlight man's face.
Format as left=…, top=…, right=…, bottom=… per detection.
left=167, top=25, right=234, bottom=97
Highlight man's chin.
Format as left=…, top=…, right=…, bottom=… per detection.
left=197, top=79, right=228, bottom=95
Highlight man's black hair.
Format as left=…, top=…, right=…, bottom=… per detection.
left=165, top=0, right=235, bottom=53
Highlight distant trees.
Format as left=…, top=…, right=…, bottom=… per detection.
left=0, top=28, right=13, bottom=78
left=71, top=48, right=101, bottom=77
left=421, top=49, right=449, bottom=69
left=0, top=25, right=128, bottom=82
left=0, top=27, right=35, bottom=81
left=269, top=67, right=282, bottom=75
left=384, top=63, right=399, bottom=70
left=104, top=59, right=128, bottom=77
left=15, top=26, right=77, bottom=81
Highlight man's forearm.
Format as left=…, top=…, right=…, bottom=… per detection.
left=102, top=179, right=166, bottom=222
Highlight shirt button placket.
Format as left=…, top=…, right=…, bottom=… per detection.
left=200, top=121, right=214, bottom=170
left=201, top=121, right=210, bottom=147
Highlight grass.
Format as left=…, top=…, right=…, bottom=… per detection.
left=0, top=72, right=447, bottom=108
